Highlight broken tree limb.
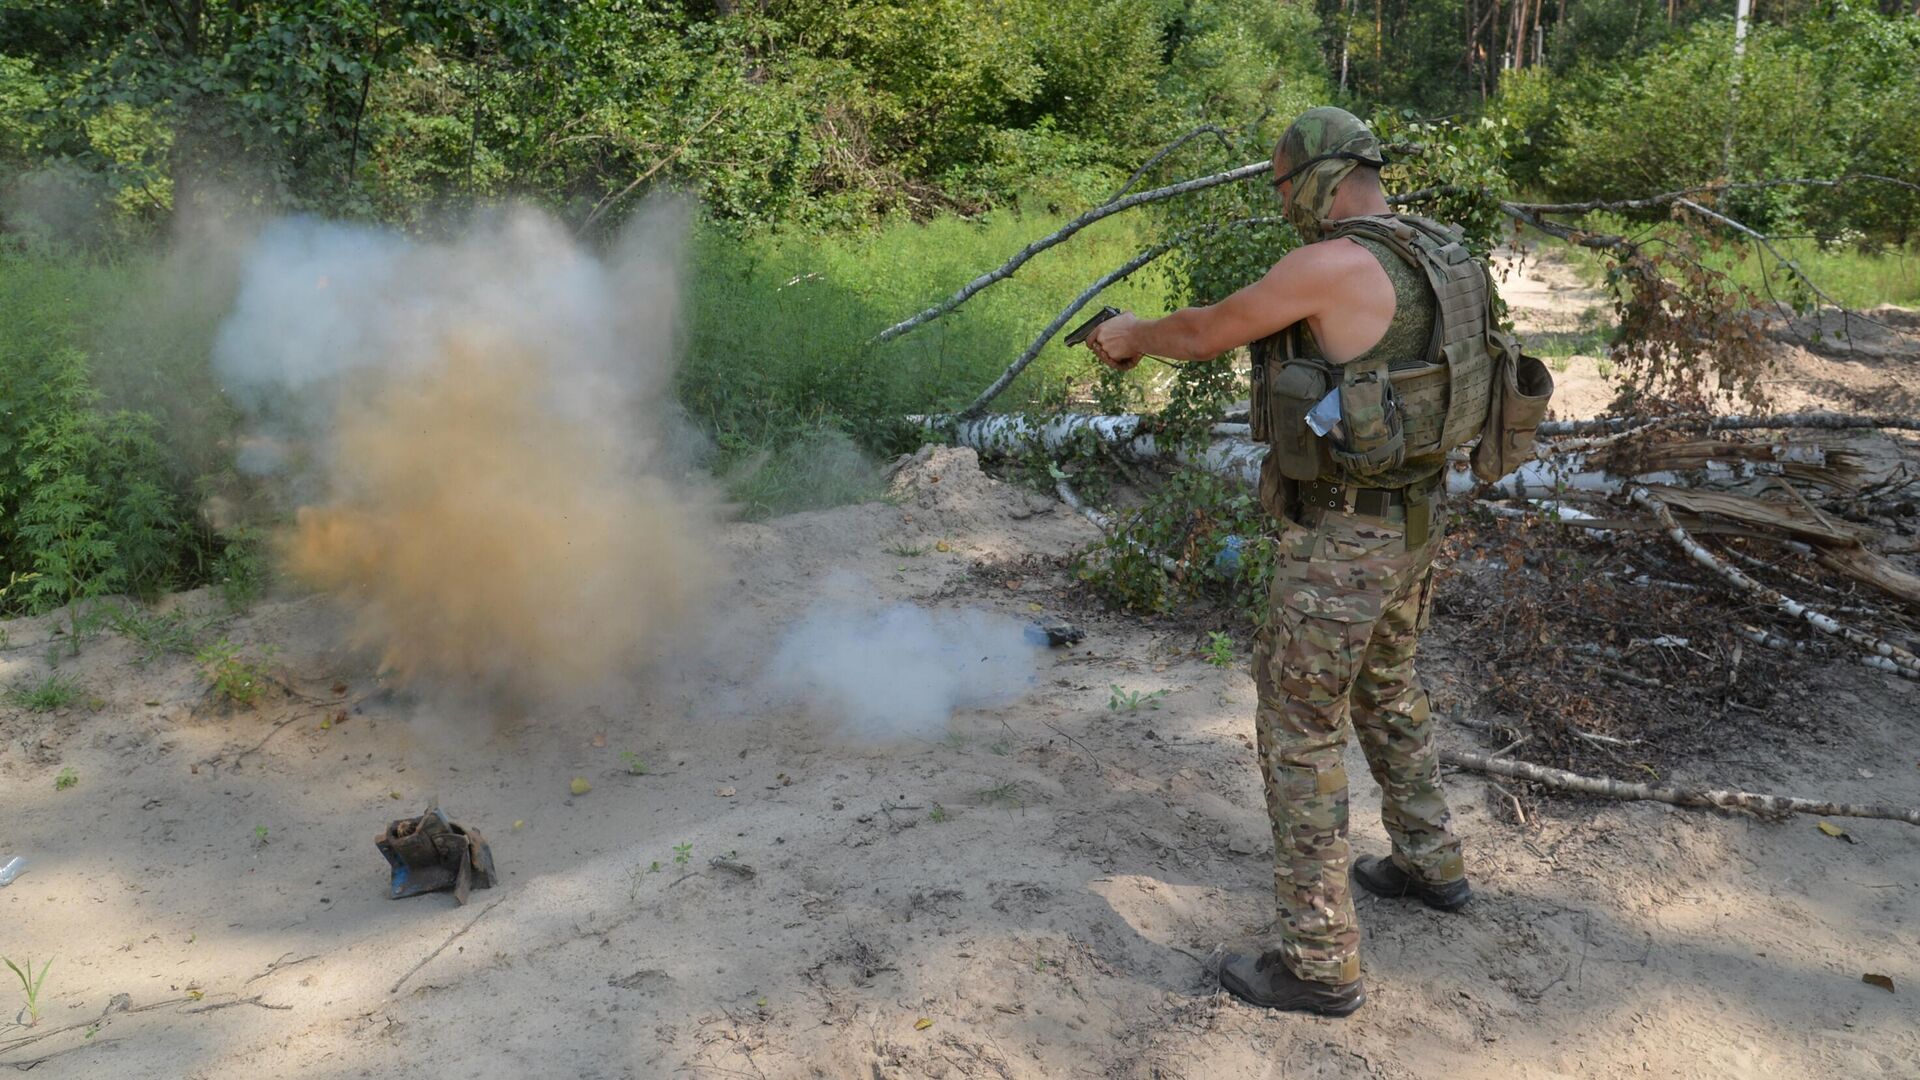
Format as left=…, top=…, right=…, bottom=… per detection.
left=1440, top=748, right=1920, bottom=827
left=879, top=154, right=1911, bottom=353
left=1673, top=198, right=1896, bottom=345
left=1812, top=544, right=1920, bottom=615
left=872, top=161, right=1271, bottom=344
left=1108, top=125, right=1236, bottom=201
left=1537, top=412, right=1920, bottom=436
left=1734, top=624, right=1920, bottom=679
left=1630, top=486, right=1920, bottom=678
left=1474, top=499, right=1614, bottom=538
left=1642, top=486, right=1873, bottom=547
left=1053, top=472, right=1184, bottom=576
left=959, top=216, right=1286, bottom=418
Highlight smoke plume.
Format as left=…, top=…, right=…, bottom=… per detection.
left=213, top=205, right=714, bottom=703
left=763, top=592, right=1044, bottom=738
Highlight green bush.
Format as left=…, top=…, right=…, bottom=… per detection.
left=0, top=253, right=237, bottom=618
left=1073, top=467, right=1275, bottom=622
left=1543, top=10, right=1920, bottom=240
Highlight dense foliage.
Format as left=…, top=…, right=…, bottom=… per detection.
left=0, top=0, right=1325, bottom=233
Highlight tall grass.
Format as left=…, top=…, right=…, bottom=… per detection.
left=683, top=210, right=1173, bottom=515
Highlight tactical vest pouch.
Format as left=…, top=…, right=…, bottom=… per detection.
left=1469, top=333, right=1554, bottom=482
left=1329, top=357, right=1406, bottom=477
left=1266, top=358, right=1334, bottom=481
left=1388, top=361, right=1448, bottom=456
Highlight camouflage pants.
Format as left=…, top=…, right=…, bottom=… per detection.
left=1250, top=505, right=1464, bottom=985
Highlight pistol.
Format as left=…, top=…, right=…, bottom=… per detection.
left=1062, top=306, right=1122, bottom=348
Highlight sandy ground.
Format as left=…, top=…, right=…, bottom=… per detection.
left=4, top=260, right=1919, bottom=1078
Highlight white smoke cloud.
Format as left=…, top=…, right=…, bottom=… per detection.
left=764, top=596, right=1045, bottom=738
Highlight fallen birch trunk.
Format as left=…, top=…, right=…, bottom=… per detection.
left=1733, top=625, right=1920, bottom=679
left=926, top=412, right=1852, bottom=500
left=1441, top=748, right=1920, bottom=827
left=911, top=413, right=1271, bottom=485
left=1631, top=487, right=1920, bottom=677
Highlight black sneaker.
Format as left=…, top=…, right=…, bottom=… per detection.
left=1218, top=951, right=1365, bottom=1017
left=1351, top=854, right=1472, bottom=911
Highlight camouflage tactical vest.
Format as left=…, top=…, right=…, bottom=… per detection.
left=1250, top=213, right=1497, bottom=508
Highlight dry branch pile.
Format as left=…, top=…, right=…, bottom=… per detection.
left=940, top=410, right=1920, bottom=824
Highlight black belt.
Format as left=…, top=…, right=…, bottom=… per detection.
left=1298, top=480, right=1408, bottom=516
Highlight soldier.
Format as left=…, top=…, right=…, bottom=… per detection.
left=1086, top=106, right=1513, bottom=1016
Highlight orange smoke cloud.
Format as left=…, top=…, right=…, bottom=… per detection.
left=280, top=332, right=712, bottom=700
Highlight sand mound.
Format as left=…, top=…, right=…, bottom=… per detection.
left=884, top=445, right=1082, bottom=556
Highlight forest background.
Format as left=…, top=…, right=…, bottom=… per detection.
left=1, top=0, right=1916, bottom=616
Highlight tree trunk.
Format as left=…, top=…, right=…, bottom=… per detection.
left=1339, top=0, right=1353, bottom=93
left=1724, top=0, right=1753, bottom=176
left=344, top=69, right=374, bottom=197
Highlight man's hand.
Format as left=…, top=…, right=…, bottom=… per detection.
left=1085, top=312, right=1145, bottom=371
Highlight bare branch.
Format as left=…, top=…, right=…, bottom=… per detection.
left=1109, top=125, right=1237, bottom=202
left=871, top=161, right=1272, bottom=344
left=388, top=897, right=505, bottom=995
left=958, top=216, right=1286, bottom=418
left=1442, top=748, right=1920, bottom=826
left=580, top=103, right=728, bottom=233
left=1502, top=202, right=1633, bottom=251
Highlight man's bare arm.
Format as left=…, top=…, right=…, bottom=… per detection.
left=1086, top=243, right=1359, bottom=367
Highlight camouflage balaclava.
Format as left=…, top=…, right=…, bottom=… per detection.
left=1273, top=107, right=1388, bottom=241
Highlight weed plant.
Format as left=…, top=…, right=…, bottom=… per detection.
left=4, top=957, right=52, bottom=1027
left=1107, top=686, right=1168, bottom=713
left=1204, top=631, right=1236, bottom=668
left=977, top=781, right=1023, bottom=808
left=0, top=254, right=239, bottom=614
left=4, top=674, right=82, bottom=711
left=108, top=605, right=216, bottom=664
left=196, top=638, right=274, bottom=706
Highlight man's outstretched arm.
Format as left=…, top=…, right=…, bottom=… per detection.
left=1085, top=244, right=1348, bottom=367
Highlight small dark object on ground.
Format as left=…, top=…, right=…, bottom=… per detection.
left=376, top=802, right=497, bottom=905
left=1025, top=621, right=1087, bottom=647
